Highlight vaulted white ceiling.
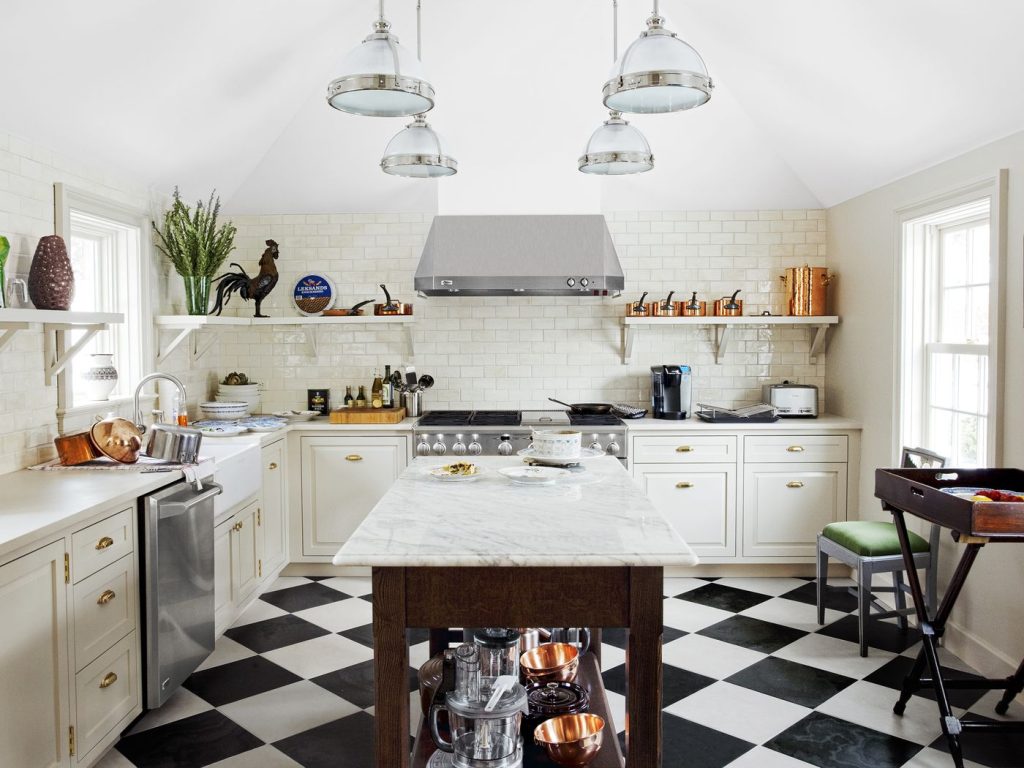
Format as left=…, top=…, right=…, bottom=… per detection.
left=3, top=1, right=1023, bottom=214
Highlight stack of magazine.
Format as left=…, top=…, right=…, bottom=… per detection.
left=695, top=402, right=779, bottom=423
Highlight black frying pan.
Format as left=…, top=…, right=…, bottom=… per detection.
left=548, top=397, right=613, bottom=415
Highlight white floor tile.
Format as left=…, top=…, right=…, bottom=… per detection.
left=971, top=688, right=1024, bottom=719
left=320, top=576, right=372, bottom=596
left=665, top=681, right=811, bottom=744
left=126, top=687, right=212, bottom=734
left=206, top=745, right=304, bottom=767
left=899, top=746, right=988, bottom=768
left=294, top=596, right=373, bottom=632
left=662, top=596, right=734, bottom=632
left=219, top=680, right=360, bottom=743
left=662, top=633, right=766, bottom=679
left=663, top=576, right=710, bottom=596
left=714, top=577, right=811, bottom=597
left=598, top=642, right=626, bottom=671
left=196, top=635, right=256, bottom=671
left=739, top=596, right=846, bottom=633
left=724, top=745, right=817, bottom=767
left=264, top=576, right=314, bottom=592
left=409, top=640, right=432, bottom=670
left=604, top=688, right=627, bottom=735
left=229, top=598, right=288, bottom=627
left=816, top=680, right=947, bottom=746
left=772, top=632, right=896, bottom=679
left=264, top=634, right=374, bottom=679
left=92, top=748, right=137, bottom=767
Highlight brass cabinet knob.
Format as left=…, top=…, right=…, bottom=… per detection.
left=787, top=446, right=805, bottom=453
left=99, top=672, right=118, bottom=689
left=345, top=454, right=363, bottom=462
left=269, top=462, right=278, bottom=470
left=675, top=481, right=694, bottom=489
left=233, top=521, right=244, bottom=532
left=675, top=446, right=693, bottom=453
left=786, top=481, right=805, bottom=488
left=97, top=589, right=116, bottom=605
left=95, top=536, right=114, bottom=550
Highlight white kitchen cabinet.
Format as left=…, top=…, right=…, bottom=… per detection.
left=635, top=464, right=737, bottom=557
left=299, top=435, right=409, bottom=558
left=261, top=438, right=287, bottom=577
left=233, top=500, right=262, bottom=605
left=0, top=540, right=71, bottom=768
left=214, top=515, right=234, bottom=636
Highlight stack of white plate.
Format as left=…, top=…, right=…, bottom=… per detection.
left=216, top=383, right=260, bottom=414
left=200, top=401, right=250, bottom=420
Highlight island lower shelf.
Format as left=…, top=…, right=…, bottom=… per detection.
left=410, top=652, right=625, bottom=767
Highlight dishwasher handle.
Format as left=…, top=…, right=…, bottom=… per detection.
left=157, top=482, right=223, bottom=519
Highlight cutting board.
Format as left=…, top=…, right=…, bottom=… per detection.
left=329, top=407, right=406, bottom=424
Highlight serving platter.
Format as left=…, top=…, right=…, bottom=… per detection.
left=517, top=447, right=605, bottom=467
left=499, top=466, right=570, bottom=486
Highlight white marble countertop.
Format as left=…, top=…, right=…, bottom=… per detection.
left=332, top=456, right=698, bottom=568
left=624, top=413, right=861, bottom=431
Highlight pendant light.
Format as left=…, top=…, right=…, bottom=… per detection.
left=380, top=1, right=457, bottom=177
left=603, top=0, right=713, bottom=114
left=326, top=0, right=435, bottom=117
left=580, top=1, right=653, bottom=175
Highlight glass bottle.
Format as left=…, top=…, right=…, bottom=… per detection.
left=355, top=385, right=367, bottom=408
left=344, top=386, right=354, bottom=407
left=371, top=370, right=384, bottom=408
left=383, top=364, right=393, bottom=408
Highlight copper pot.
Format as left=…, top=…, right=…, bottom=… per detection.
left=90, top=416, right=143, bottom=463
left=679, top=291, right=706, bottom=317
left=374, top=283, right=413, bottom=316
left=781, top=265, right=831, bottom=316
left=520, top=642, right=580, bottom=685
left=55, top=432, right=101, bottom=465
left=648, top=291, right=679, bottom=317
left=324, top=299, right=374, bottom=317
left=713, top=290, right=743, bottom=317
left=624, top=292, right=650, bottom=317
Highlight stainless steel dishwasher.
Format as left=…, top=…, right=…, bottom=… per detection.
left=141, top=479, right=222, bottom=708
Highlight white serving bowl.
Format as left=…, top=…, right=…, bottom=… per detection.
left=530, top=429, right=582, bottom=459
left=218, top=384, right=261, bottom=394
left=200, top=401, right=250, bottom=420
left=216, top=393, right=260, bottom=411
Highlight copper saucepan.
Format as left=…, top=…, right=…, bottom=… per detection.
left=713, top=290, right=743, bottom=317
left=680, top=291, right=707, bottom=317
left=324, top=299, right=374, bottom=317
left=624, top=291, right=650, bottom=317
left=374, top=284, right=413, bottom=316
left=648, top=291, right=679, bottom=317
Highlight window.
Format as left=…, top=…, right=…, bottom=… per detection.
left=898, top=175, right=1005, bottom=468
left=55, top=184, right=152, bottom=410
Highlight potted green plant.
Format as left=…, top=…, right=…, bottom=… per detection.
left=0, top=235, right=9, bottom=308
left=152, top=188, right=237, bottom=315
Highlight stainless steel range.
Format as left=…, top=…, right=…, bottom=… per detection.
left=412, top=410, right=628, bottom=462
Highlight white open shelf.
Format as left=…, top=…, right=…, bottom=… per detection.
left=155, top=314, right=415, bottom=362
left=0, top=308, right=125, bottom=383
left=621, top=315, right=840, bottom=364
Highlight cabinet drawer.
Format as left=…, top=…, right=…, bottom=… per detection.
left=744, top=435, right=848, bottom=463
left=74, top=632, right=139, bottom=761
left=71, top=508, right=134, bottom=583
left=73, top=554, right=137, bottom=671
left=632, top=435, right=737, bottom=464
left=635, top=463, right=736, bottom=557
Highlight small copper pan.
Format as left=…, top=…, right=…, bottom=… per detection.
left=625, top=292, right=650, bottom=317
left=648, top=291, right=679, bottom=317
left=374, top=284, right=413, bottom=316
left=324, top=299, right=374, bottom=317
left=713, top=290, right=743, bottom=317
left=679, top=291, right=706, bottom=317
left=55, top=432, right=101, bottom=465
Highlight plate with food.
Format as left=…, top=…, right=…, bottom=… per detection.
left=941, top=487, right=1024, bottom=502
left=427, top=462, right=486, bottom=482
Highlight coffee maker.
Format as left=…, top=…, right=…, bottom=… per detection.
left=650, top=365, right=692, bottom=420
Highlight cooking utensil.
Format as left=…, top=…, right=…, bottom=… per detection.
left=533, top=713, right=605, bottom=767
left=323, top=299, right=374, bottom=317
left=374, top=284, right=413, bottom=315
left=520, top=642, right=580, bottom=685
left=625, top=291, right=650, bottom=317
left=781, top=265, right=832, bottom=316
left=90, top=416, right=143, bottom=463
left=547, top=397, right=613, bottom=415
left=54, top=431, right=102, bottom=465
left=417, top=374, right=434, bottom=390
left=524, top=682, right=591, bottom=747
left=549, top=628, right=591, bottom=656
left=143, top=424, right=203, bottom=463
left=517, top=628, right=553, bottom=656
left=680, top=291, right=706, bottom=316
left=649, top=290, right=678, bottom=317
left=713, top=289, right=743, bottom=317
left=403, top=390, right=423, bottom=417
left=405, top=365, right=418, bottom=390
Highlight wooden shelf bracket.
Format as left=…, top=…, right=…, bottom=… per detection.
left=44, top=324, right=106, bottom=385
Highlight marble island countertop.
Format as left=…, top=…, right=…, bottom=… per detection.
left=332, top=455, right=698, bottom=568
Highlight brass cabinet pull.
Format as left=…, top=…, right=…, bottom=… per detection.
left=345, top=454, right=363, bottom=462
left=95, top=536, right=114, bottom=550
left=675, top=481, right=694, bottom=489
left=269, top=462, right=278, bottom=470
left=787, top=446, right=805, bottom=453
left=233, top=521, right=243, bottom=532
left=99, top=672, right=118, bottom=689
left=97, top=589, right=116, bottom=605
left=675, top=446, right=693, bottom=453
left=786, top=481, right=805, bottom=488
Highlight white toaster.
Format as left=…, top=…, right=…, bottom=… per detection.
left=762, top=382, right=818, bottom=418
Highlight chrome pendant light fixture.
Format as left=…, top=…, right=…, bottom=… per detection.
left=380, top=1, right=457, bottom=177
left=326, top=0, right=435, bottom=117
left=580, top=1, right=653, bottom=175
left=603, top=0, right=713, bottom=114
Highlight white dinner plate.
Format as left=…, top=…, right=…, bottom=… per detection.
left=196, top=424, right=249, bottom=437
left=516, top=447, right=605, bottom=466
left=499, top=466, right=570, bottom=485
left=426, top=464, right=487, bottom=482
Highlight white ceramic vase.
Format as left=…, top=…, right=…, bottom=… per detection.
left=82, top=353, right=118, bottom=401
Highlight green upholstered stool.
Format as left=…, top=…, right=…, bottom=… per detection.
left=816, top=448, right=945, bottom=657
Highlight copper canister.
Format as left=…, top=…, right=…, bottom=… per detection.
left=781, top=266, right=831, bottom=316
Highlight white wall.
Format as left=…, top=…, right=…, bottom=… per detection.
left=827, top=129, right=1024, bottom=676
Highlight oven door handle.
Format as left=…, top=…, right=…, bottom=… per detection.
left=157, top=482, right=223, bottom=519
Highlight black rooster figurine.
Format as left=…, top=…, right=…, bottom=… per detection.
left=210, top=239, right=280, bottom=317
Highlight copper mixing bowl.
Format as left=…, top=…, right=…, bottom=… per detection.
left=533, top=713, right=605, bottom=767
left=520, top=642, right=579, bottom=684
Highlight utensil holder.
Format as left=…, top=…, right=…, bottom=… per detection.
left=403, top=391, right=423, bottom=417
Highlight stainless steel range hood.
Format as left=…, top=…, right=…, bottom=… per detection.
left=414, top=214, right=624, bottom=297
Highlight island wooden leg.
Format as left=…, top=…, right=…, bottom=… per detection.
left=373, top=567, right=409, bottom=768
left=627, top=566, right=663, bottom=767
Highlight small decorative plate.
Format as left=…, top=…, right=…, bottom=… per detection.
left=241, top=417, right=288, bottom=433
left=196, top=424, right=249, bottom=437
left=292, top=274, right=337, bottom=316
left=499, top=466, right=570, bottom=485
left=516, top=447, right=605, bottom=467
left=426, top=463, right=486, bottom=482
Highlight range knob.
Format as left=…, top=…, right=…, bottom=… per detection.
left=432, top=435, right=447, bottom=455
left=497, top=435, right=514, bottom=456
left=580, top=277, right=589, bottom=287
left=566, top=277, right=576, bottom=287
left=606, top=438, right=621, bottom=456
left=452, top=434, right=467, bottom=455
left=416, top=436, right=432, bottom=457
left=589, top=433, right=603, bottom=451
left=467, top=434, right=483, bottom=456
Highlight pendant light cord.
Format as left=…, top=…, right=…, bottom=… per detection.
left=379, top=0, right=385, bottom=23
left=612, top=0, right=618, bottom=61
left=417, top=0, right=422, bottom=60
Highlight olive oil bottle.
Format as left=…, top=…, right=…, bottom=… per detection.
left=355, top=385, right=367, bottom=408
left=371, top=370, right=384, bottom=408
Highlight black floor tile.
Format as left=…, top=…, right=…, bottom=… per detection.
left=783, top=581, right=860, bottom=613
left=225, top=614, right=330, bottom=653
left=601, top=661, right=715, bottom=705
left=698, top=615, right=807, bottom=654
left=600, top=626, right=686, bottom=650
left=274, top=711, right=376, bottom=768
left=183, top=656, right=302, bottom=707
left=661, top=712, right=755, bottom=768
left=817, top=615, right=920, bottom=655
left=677, top=582, right=773, bottom=613
left=115, top=710, right=262, bottom=767
left=309, top=659, right=419, bottom=709
left=340, top=623, right=375, bottom=648
left=929, top=714, right=1024, bottom=767
left=727, top=656, right=855, bottom=708
left=765, top=711, right=922, bottom=768
left=864, top=655, right=989, bottom=710
left=259, top=582, right=350, bottom=612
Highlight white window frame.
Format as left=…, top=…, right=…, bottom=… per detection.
left=54, top=183, right=155, bottom=417
left=893, top=170, right=1007, bottom=466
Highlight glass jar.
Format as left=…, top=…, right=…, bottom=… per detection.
left=473, top=628, right=521, bottom=692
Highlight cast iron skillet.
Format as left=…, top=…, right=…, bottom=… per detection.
left=548, top=397, right=613, bottom=415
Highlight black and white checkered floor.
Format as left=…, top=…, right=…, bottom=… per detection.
left=96, top=575, right=1024, bottom=768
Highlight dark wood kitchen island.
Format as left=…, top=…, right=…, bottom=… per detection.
left=333, top=456, right=697, bottom=768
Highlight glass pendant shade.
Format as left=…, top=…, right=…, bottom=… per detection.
left=381, top=115, right=457, bottom=177
left=603, top=14, right=712, bottom=114
left=327, top=21, right=435, bottom=117
left=579, top=112, right=653, bottom=175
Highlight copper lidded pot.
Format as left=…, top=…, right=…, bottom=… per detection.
left=624, top=291, right=651, bottom=317
left=679, top=291, right=706, bottom=317
left=713, top=290, right=743, bottom=317
left=781, top=265, right=832, bottom=316
left=648, top=291, right=680, bottom=317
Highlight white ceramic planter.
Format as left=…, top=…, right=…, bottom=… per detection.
left=82, top=353, right=118, bottom=401
left=530, top=429, right=582, bottom=459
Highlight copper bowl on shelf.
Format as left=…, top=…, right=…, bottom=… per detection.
left=533, top=713, right=605, bottom=767
left=520, top=642, right=580, bottom=684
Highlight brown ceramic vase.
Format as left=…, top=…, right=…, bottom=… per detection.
left=28, top=234, right=75, bottom=310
